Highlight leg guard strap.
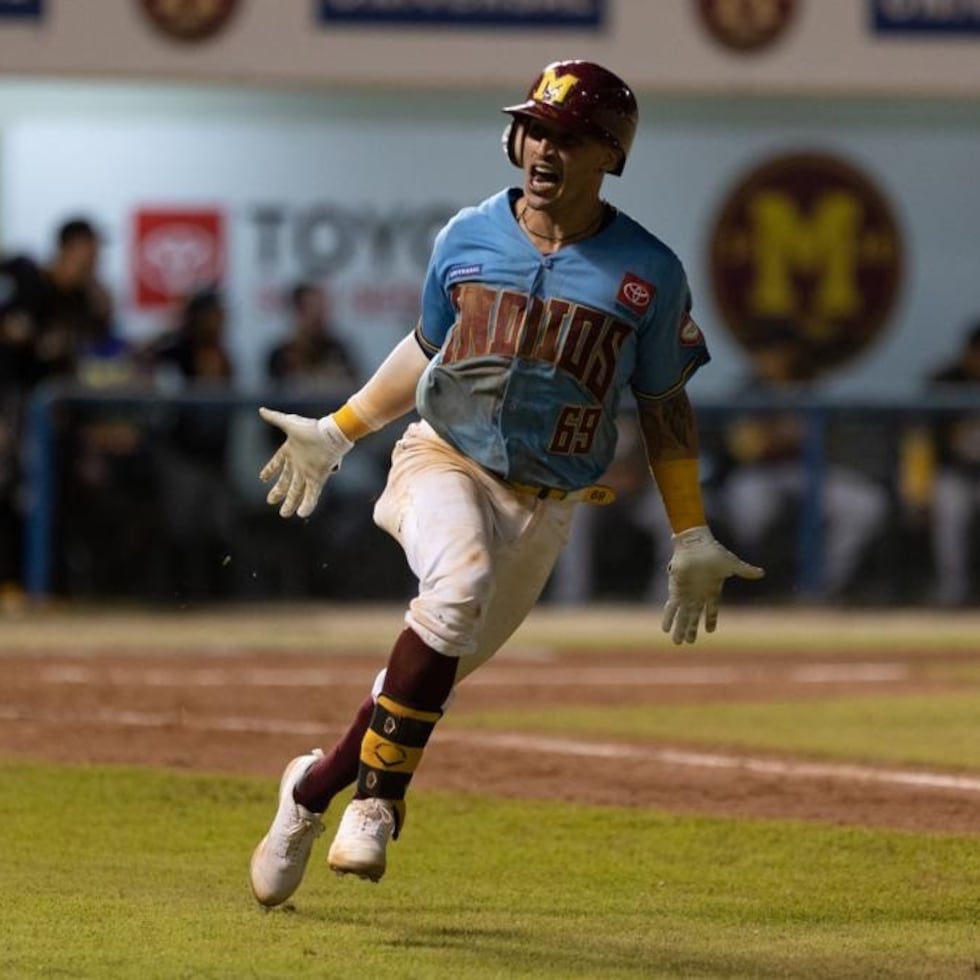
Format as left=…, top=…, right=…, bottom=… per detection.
left=356, top=694, right=441, bottom=837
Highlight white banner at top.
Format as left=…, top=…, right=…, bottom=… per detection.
left=0, top=0, right=978, bottom=97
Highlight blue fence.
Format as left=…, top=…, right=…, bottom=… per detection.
left=20, top=382, right=980, bottom=603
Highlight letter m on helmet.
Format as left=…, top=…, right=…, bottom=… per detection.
left=533, top=66, right=581, bottom=106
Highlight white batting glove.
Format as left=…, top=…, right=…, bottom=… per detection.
left=258, top=407, right=354, bottom=519
left=662, top=526, right=764, bottom=645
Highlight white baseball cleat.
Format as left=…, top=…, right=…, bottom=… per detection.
left=327, top=798, right=396, bottom=882
left=249, top=749, right=325, bottom=907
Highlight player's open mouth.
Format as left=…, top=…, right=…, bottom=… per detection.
left=529, top=164, right=561, bottom=192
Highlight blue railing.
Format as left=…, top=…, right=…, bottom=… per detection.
left=692, top=388, right=980, bottom=599
left=21, top=382, right=356, bottom=599
left=20, top=381, right=980, bottom=600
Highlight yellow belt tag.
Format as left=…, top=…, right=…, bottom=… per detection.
left=585, top=485, right=616, bottom=506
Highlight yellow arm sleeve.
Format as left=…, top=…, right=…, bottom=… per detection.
left=636, top=393, right=706, bottom=533
left=330, top=330, right=429, bottom=442
left=651, top=457, right=707, bottom=533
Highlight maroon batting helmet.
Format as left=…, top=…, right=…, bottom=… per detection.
left=502, top=60, right=638, bottom=177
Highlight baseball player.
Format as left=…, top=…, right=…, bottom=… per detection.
left=249, top=60, right=764, bottom=907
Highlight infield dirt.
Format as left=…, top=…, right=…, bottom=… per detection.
left=2, top=604, right=979, bottom=835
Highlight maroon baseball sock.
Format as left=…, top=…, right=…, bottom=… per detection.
left=352, top=628, right=458, bottom=804
left=381, top=627, right=458, bottom=712
left=292, top=694, right=374, bottom=813
left=291, top=631, right=457, bottom=813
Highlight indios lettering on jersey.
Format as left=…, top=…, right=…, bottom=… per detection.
left=444, top=284, right=630, bottom=402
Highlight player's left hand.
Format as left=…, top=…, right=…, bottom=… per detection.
left=662, top=525, right=764, bottom=645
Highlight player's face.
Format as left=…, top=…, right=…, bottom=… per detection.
left=520, top=119, right=616, bottom=212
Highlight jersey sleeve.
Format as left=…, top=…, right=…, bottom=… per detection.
left=417, top=222, right=459, bottom=357
left=630, top=264, right=710, bottom=403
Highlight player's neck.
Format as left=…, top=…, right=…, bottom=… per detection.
left=516, top=197, right=606, bottom=254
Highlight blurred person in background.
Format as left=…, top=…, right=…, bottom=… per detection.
left=0, top=216, right=105, bottom=385
left=905, top=320, right=980, bottom=606
left=266, top=281, right=360, bottom=392
left=0, top=216, right=107, bottom=602
left=141, top=286, right=242, bottom=599
left=721, top=320, right=888, bottom=601
left=245, top=281, right=371, bottom=598
left=60, top=288, right=158, bottom=597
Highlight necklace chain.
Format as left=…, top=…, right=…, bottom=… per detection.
left=518, top=203, right=605, bottom=244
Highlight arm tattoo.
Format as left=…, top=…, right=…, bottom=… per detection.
left=637, top=391, right=700, bottom=463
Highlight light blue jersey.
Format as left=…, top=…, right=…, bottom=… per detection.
left=415, top=188, right=709, bottom=490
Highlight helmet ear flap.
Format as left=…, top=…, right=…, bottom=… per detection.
left=502, top=118, right=525, bottom=169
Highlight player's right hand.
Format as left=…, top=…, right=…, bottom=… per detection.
left=258, top=408, right=354, bottom=519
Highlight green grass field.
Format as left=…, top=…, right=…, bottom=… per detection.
left=2, top=762, right=978, bottom=980
left=3, top=607, right=980, bottom=978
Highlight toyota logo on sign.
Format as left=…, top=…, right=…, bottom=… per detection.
left=133, top=209, right=225, bottom=308
left=142, top=224, right=214, bottom=293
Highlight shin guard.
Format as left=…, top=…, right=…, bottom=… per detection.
left=356, top=694, right=441, bottom=836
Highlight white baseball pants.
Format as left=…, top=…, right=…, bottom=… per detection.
left=372, top=420, right=576, bottom=686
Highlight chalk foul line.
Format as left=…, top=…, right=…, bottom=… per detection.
left=34, top=662, right=910, bottom=688
left=1, top=703, right=978, bottom=795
